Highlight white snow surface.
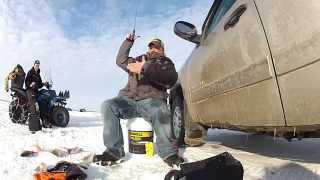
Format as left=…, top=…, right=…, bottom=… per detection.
left=1, top=100, right=320, bottom=180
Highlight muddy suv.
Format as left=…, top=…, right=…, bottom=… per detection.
left=170, top=0, right=320, bottom=145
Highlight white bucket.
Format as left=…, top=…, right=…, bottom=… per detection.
left=127, top=118, right=153, bottom=154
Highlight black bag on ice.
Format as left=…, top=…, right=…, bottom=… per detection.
left=48, top=161, right=87, bottom=180
left=164, top=152, right=244, bottom=180
left=28, top=114, right=42, bottom=131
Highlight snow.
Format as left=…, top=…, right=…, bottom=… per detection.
left=1, top=100, right=320, bottom=180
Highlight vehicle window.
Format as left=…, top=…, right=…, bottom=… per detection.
left=208, top=0, right=236, bottom=32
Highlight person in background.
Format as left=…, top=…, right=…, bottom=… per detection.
left=25, top=60, right=49, bottom=132
left=4, top=64, right=26, bottom=103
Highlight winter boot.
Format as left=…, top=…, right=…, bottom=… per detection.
left=28, top=113, right=42, bottom=132
left=164, top=154, right=185, bottom=167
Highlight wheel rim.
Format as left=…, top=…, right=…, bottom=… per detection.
left=173, top=106, right=182, bottom=138
left=55, top=111, right=67, bottom=125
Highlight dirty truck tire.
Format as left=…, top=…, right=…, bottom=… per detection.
left=171, top=95, right=185, bottom=146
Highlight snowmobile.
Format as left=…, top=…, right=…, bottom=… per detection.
left=9, top=84, right=70, bottom=127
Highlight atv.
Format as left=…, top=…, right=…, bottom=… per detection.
left=9, top=85, right=70, bottom=127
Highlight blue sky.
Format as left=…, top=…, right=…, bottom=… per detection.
left=49, top=0, right=196, bottom=39
left=0, top=0, right=212, bottom=110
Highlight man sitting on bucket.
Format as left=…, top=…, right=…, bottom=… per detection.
left=95, top=33, right=184, bottom=167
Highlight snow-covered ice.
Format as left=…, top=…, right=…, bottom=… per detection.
left=1, top=100, right=320, bottom=180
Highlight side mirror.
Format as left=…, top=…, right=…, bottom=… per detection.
left=174, top=21, right=200, bottom=44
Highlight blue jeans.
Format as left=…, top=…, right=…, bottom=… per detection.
left=101, top=96, right=177, bottom=159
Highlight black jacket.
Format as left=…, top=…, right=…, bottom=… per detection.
left=25, top=68, right=43, bottom=90
left=116, top=39, right=178, bottom=101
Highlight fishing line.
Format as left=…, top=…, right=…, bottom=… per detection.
left=133, top=0, right=141, bottom=37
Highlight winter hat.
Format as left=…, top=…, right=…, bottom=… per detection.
left=34, top=60, right=40, bottom=65
left=148, top=38, right=164, bottom=49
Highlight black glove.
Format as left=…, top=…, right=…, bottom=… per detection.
left=126, top=33, right=137, bottom=42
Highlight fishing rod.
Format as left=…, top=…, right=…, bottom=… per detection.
left=132, top=0, right=141, bottom=38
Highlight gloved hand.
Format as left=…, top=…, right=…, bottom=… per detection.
left=43, top=82, right=49, bottom=88
left=126, top=33, right=138, bottom=42
left=127, top=55, right=146, bottom=74
left=30, top=82, right=36, bottom=88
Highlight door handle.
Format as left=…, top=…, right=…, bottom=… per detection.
left=224, top=4, right=247, bottom=31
